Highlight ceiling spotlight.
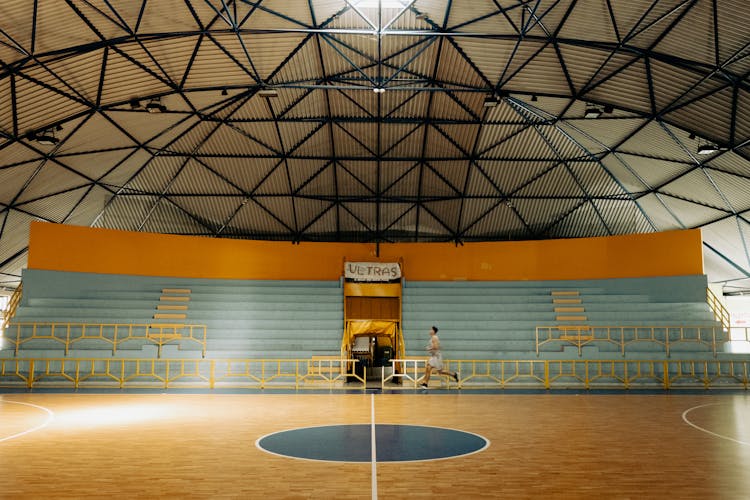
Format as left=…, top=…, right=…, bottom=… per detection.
left=530, top=94, right=538, bottom=102
left=373, top=87, right=386, bottom=94
left=257, top=88, right=279, bottom=98
left=145, top=98, right=167, bottom=113
left=603, top=104, right=614, bottom=114
left=221, top=88, right=228, bottom=96
left=584, top=103, right=603, bottom=119
left=688, top=133, right=696, bottom=140
left=129, top=99, right=141, bottom=109
left=697, top=144, right=722, bottom=155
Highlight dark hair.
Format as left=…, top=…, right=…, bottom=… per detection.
left=431, top=325, right=439, bottom=333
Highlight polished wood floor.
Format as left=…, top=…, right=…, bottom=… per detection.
left=1, top=391, right=749, bottom=499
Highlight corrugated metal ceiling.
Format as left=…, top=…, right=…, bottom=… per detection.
left=1, top=0, right=750, bottom=293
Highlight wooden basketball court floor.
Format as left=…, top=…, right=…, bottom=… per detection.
left=2, top=390, right=749, bottom=499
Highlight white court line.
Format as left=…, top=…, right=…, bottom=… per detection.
left=0, top=400, right=55, bottom=443
left=682, top=403, right=750, bottom=446
left=371, top=393, right=378, bottom=500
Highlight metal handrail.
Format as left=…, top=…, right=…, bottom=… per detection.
left=706, top=287, right=731, bottom=332
left=535, top=324, right=728, bottom=357
left=5, top=321, right=207, bottom=358
left=2, top=357, right=747, bottom=390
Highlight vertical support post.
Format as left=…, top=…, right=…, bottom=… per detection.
left=64, top=324, right=69, bottom=356
left=27, top=359, right=35, bottom=389
left=712, top=327, right=717, bottom=358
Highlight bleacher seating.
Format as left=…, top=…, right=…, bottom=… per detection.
left=401, top=275, right=724, bottom=361
left=2, top=270, right=743, bottom=389
left=2, top=269, right=343, bottom=360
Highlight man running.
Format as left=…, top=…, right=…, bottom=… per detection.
left=421, top=325, right=459, bottom=388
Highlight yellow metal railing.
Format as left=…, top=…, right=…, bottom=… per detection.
left=728, top=326, right=750, bottom=345
left=0, top=283, right=22, bottom=332
left=706, top=287, right=731, bottom=332
left=535, top=325, right=728, bottom=357
left=0, top=357, right=748, bottom=390
left=0, top=357, right=366, bottom=389
left=5, top=322, right=207, bottom=357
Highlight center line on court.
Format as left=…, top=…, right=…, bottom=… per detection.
left=371, top=393, right=377, bottom=500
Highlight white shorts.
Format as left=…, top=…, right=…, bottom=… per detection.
left=428, top=353, right=443, bottom=371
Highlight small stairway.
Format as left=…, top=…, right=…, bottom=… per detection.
left=150, top=288, right=191, bottom=339
left=551, top=290, right=591, bottom=340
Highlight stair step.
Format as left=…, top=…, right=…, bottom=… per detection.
left=157, top=304, right=189, bottom=311
left=162, top=288, right=191, bottom=294
left=554, top=307, right=585, bottom=313
left=556, top=315, right=588, bottom=321
left=552, top=298, right=582, bottom=304
left=551, top=291, right=580, bottom=296
left=160, top=296, right=190, bottom=302
left=153, top=313, right=187, bottom=320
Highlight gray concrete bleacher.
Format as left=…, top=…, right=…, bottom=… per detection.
left=3, top=269, right=343, bottom=360
left=2, top=269, right=740, bottom=388
left=401, top=275, right=723, bottom=361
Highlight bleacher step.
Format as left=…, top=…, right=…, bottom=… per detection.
left=154, top=313, right=187, bottom=320
left=553, top=298, right=582, bottom=304
left=157, top=304, right=189, bottom=311
left=551, top=291, right=580, bottom=296
left=162, top=288, right=191, bottom=294
left=556, top=315, right=588, bottom=321
left=554, top=307, right=584, bottom=313
left=160, top=296, right=190, bottom=302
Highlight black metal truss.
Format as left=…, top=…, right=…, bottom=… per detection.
left=0, top=0, right=749, bottom=289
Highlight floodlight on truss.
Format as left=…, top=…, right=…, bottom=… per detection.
left=29, top=126, right=61, bottom=145
left=697, top=143, right=722, bottom=155
left=145, top=98, right=167, bottom=113
left=34, top=133, right=59, bottom=145
left=483, top=95, right=500, bottom=107
left=258, top=88, right=279, bottom=98
left=584, top=103, right=603, bottom=119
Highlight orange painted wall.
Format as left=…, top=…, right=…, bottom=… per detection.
left=27, top=222, right=703, bottom=281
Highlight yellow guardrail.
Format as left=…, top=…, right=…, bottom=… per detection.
left=380, top=358, right=749, bottom=390
left=728, top=326, right=750, bottom=344
left=5, top=322, right=207, bottom=358
left=0, top=283, right=22, bottom=331
left=0, top=357, right=747, bottom=390
left=706, top=287, right=730, bottom=332
left=535, top=325, right=728, bottom=357
left=0, top=357, right=365, bottom=389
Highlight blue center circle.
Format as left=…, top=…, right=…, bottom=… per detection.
left=256, top=424, right=489, bottom=462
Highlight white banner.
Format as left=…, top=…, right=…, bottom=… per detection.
left=344, top=262, right=401, bottom=282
